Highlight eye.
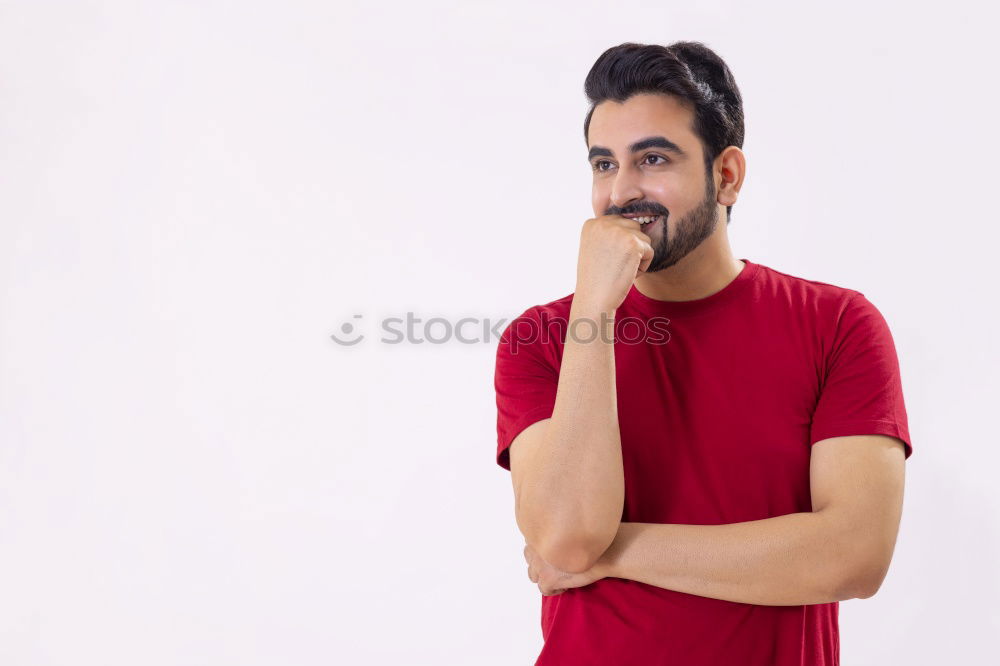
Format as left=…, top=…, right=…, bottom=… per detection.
left=592, top=154, right=669, bottom=173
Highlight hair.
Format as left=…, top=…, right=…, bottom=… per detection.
left=583, top=41, right=745, bottom=223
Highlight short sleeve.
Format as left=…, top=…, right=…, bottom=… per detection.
left=493, top=308, right=560, bottom=471
left=809, top=293, right=913, bottom=459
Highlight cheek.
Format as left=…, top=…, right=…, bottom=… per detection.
left=646, top=184, right=680, bottom=209
left=591, top=185, right=604, bottom=214
left=649, top=170, right=693, bottom=198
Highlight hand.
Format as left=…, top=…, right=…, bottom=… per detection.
left=574, top=215, right=654, bottom=313
left=523, top=542, right=608, bottom=596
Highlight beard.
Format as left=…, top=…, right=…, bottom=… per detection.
left=645, top=171, right=720, bottom=273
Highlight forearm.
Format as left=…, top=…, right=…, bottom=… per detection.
left=598, top=512, right=863, bottom=606
left=520, top=300, right=624, bottom=571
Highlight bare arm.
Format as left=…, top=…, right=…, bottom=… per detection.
left=510, top=216, right=654, bottom=574
left=511, top=300, right=623, bottom=574
left=592, top=435, right=907, bottom=605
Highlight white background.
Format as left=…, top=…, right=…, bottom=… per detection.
left=1, top=1, right=997, bottom=664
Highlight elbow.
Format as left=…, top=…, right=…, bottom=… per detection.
left=824, top=513, right=897, bottom=601
left=518, top=508, right=620, bottom=575
left=835, top=558, right=891, bottom=601
left=855, top=564, right=890, bottom=599
left=541, top=547, right=596, bottom=575
left=518, top=520, right=605, bottom=574
left=537, top=531, right=614, bottom=574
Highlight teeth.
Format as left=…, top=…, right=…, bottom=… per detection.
left=634, top=216, right=658, bottom=224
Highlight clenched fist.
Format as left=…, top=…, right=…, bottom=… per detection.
left=574, top=215, right=654, bottom=314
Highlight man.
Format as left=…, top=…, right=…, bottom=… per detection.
left=493, top=41, right=911, bottom=665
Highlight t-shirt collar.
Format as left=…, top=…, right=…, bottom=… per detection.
left=623, top=258, right=761, bottom=318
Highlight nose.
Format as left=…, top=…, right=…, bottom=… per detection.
left=609, top=163, right=644, bottom=211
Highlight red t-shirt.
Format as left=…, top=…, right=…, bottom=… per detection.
left=493, top=258, right=912, bottom=666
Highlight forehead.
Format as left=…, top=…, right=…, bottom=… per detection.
left=587, top=93, right=696, bottom=152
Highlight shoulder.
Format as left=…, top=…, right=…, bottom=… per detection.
left=495, top=292, right=575, bottom=364
left=529, top=291, right=576, bottom=320
left=499, top=292, right=575, bottom=341
left=754, top=263, right=900, bottom=368
left=753, top=261, right=868, bottom=322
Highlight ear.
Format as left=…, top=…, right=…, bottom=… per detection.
left=714, top=146, right=746, bottom=208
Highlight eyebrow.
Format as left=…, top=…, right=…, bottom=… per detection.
left=588, top=135, right=688, bottom=162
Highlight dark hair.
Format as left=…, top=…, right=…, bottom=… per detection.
left=583, top=41, right=744, bottom=223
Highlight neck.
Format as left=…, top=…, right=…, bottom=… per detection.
left=635, top=235, right=743, bottom=302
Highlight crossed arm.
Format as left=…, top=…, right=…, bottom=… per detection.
left=523, top=433, right=907, bottom=606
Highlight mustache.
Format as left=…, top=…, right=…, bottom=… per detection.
left=608, top=207, right=669, bottom=217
